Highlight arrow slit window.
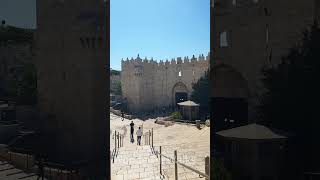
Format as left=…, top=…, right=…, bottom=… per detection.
left=220, top=31, right=228, bottom=47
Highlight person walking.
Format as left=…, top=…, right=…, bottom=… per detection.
left=136, top=127, right=142, bottom=146
left=37, top=155, right=45, bottom=180
left=130, top=121, right=134, bottom=142
left=121, top=110, right=124, bottom=121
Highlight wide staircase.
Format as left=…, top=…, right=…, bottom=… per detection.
left=110, top=113, right=210, bottom=180
left=111, top=125, right=161, bottom=180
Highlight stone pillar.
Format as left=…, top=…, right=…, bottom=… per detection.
left=35, top=0, right=108, bottom=178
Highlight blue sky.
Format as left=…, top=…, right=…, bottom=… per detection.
left=0, top=0, right=36, bottom=29
left=0, top=0, right=210, bottom=71
left=111, top=0, right=210, bottom=70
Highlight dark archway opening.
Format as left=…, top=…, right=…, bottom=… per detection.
left=211, top=64, right=250, bottom=132
left=175, top=92, right=188, bottom=107
left=172, top=82, right=188, bottom=110
left=211, top=97, right=248, bottom=131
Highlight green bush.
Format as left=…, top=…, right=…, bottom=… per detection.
left=212, top=158, right=232, bottom=180
left=171, top=111, right=182, bottom=120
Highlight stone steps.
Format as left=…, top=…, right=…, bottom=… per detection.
left=0, top=160, right=42, bottom=180
left=110, top=113, right=210, bottom=180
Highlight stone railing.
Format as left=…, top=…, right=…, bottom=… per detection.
left=110, top=108, right=134, bottom=120
left=155, top=147, right=210, bottom=180
left=0, top=148, right=35, bottom=171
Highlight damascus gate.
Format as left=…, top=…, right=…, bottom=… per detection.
left=121, top=54, right=209, bottom=113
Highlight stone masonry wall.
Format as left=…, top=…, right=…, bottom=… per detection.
left=213, top=0, right=318, bottom=121
left=121, top=54, right=209, bottom=114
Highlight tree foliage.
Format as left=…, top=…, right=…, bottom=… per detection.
left=212, top=158, right=232, bottom=180
left=0, top=25, right=33, bottom=44
left=171, top=111, right=182, bottom=119
left=113, top=81, right=122, bottom=96
left=190, top=71, right=209, bottom=118
left=7, top=63, right=37, bottom=105
left=110, top=69, right=120, bottom=76
left=258, top=21, right=320, bottom=171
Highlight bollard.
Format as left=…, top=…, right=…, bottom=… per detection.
left=160, top=146, right=162, bottom=175
left=152, top=128, right=154, bottom=148
left=117, top=132, right=120, bottom=148
left=110, top=150, right=111, bottom=179
left=196, top=120, right=201, bottom=129
left=50, top=167, right=52, bottom=179
left=26, top=154, right=28, bottom=169
left=149, top=130, right=151, bottom=145
left=121, top=134, right=123, bottom=147
left=205, top=156, right=210, bottom=180
left=114, top=130, right=117, bottom=150
left=174, top=150, right=178, bottom=180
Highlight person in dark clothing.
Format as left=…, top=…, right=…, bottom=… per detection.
left=37, top=155, right=45, bottom=180
left=130, top=121, right=134, bottom=142
left=121, top=111, right=124, bottom=121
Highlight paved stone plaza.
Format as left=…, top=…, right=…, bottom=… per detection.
left=110, top=113, right=210, bottom=180
left=0, top=160, right=44, bottom=180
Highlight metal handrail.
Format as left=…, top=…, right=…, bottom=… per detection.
left=155, top=149, right=209, bottom=179
left=111, top=130, right=124, bottom=163
left=147, top=127, right=209, bottom=179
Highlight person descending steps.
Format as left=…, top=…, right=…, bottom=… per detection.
left=136, top=127, right=142, bottom=146
left=121, top=110, right=125, bottom=121
left=130, top=121, right=135, bottom=143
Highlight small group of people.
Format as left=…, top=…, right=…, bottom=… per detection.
left=130, top=121, right=143, bottom=145
left=120, top=110, right=143, bottom=145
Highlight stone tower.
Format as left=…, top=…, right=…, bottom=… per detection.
left=35, top=0, right=108, bottom=176
left=212, top=0, right=317, bottom=127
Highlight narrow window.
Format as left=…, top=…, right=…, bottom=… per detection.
left=62, top=72, right=67, bottom=81
left=92, top=37, right=95, bottom=48
left=178, top=71, right=182, bottom=77
left=98, top=37, right=103, bottom=48
left=86, top=38, right=90, bottom=48
left=80, top=38, right=85, bottom=47
left=220, top=31, right=228, bottom=47
left=266, top=24, right=269, bottom=44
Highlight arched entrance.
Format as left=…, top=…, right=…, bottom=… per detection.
left=211, top=64, right=249, bottom=131
left=172, top=82, right=188, bottom=108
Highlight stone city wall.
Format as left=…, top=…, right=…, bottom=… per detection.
left=121, top=54, right=209, bottom=113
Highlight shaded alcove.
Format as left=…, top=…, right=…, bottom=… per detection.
left=172, top=82, right=188, bottom=108
left=211, top=64, right=250, bottom=131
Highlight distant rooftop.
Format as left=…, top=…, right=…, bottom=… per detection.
left=177, top=100, right=200, bottom=107
left=216, top=123, right=288, bottom=140
left=0, top=25, right=34, bottom=44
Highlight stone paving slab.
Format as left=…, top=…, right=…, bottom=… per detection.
left=0, top=161, right=41, bottom=180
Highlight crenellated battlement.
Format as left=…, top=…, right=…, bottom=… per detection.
left=121, top=53, right=210, bottom=69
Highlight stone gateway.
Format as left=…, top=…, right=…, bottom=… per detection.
left=121, top=54, right=209, bottom=114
